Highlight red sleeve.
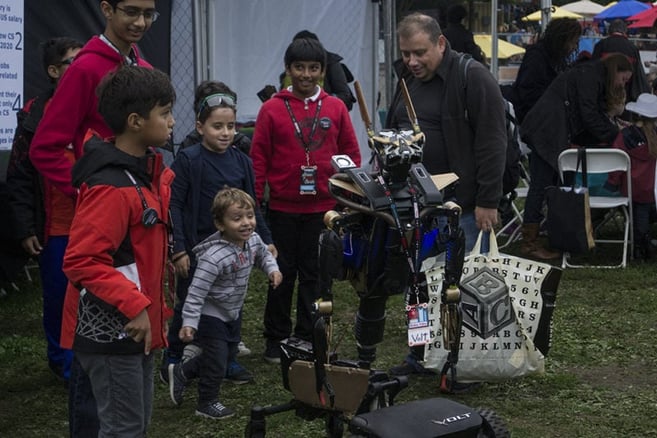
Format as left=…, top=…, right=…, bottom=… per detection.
left=250, top=104, right=274, bottom=203
left=30, top=67, right=100, bottom=198
left=63, top=185, right=150, bottom=320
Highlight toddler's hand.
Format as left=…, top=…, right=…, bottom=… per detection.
left=179, top=326, right=196, bottom=343
left=269, top=271, right=282, bottom=289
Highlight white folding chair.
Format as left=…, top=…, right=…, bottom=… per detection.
left=557, top=149, right=633, bottom=269
left=498, top=153, right=530, bottom=249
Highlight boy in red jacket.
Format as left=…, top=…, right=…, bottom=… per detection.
left=62, top=65, right=175, bottom=437
left=250, top=37, right=361, bottom=363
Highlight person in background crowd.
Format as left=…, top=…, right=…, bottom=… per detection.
left=6, top=37, right=83, bottom=384
left=592, top=19, right=650, bottom=103
left=442, top=4, right=486, bottom=65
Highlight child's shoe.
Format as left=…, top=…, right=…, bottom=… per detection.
left=225, top=360, right=254, bottom=384
left=195, top=401, right=235, bottom=420
left=237, top=341, right=251, bottom=357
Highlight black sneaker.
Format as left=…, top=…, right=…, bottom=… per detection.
left=195, top=401, right=235, bottom=420
left=168, top=363, right=186, bottom=406
left=225, top=360, right=254, bottom=384
left=263, top=341, right=281, bottom=364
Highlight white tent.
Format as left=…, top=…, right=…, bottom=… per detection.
left=561, top=0, right=605, bottom=17
left=203, top=0, right=378, bottom=160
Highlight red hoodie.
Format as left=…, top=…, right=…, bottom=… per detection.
left=250, top=88, right=361, bottom=214
left=29, top=36, right=151, bottom=198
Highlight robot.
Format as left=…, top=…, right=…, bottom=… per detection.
left=245, top=81, right=509, bottom=438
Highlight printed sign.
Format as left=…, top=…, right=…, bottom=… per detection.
left=0, top=1, right=24, bottom=151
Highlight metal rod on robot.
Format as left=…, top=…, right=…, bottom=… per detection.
left=400, top=79, right=421, bottom=135
left=354, top=80, right=375, bottom=139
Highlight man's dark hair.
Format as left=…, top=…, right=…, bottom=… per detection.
left=446, top=5, right=467, bottom=24
left=608, top=19, right=627, bottom=35
left=97, top=65, right=175, bottom=134
left=284, top=38, right=326, bottom=70
left=193, top=80, right=237, bottom=123
left=397, top=12, right=443, bottom=44
left=41, top=37, right=83, bottom=79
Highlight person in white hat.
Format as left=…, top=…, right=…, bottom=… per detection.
left=608, top=93, right=657, bottom=260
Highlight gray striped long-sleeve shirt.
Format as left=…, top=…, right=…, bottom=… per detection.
left=181, top=230, right=279, bottom=330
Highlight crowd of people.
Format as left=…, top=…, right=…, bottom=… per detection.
left=2, top=0, right=657, bottom=435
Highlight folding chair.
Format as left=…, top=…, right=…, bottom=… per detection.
left=557, top=148, right=633, bottom=269
left=498, top=153, right=530, bottom=249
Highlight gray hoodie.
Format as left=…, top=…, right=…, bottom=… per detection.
left=181, top=230, right=278, bottom=329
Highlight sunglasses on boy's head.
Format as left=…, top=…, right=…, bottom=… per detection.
left=197, top=93, right=237, bottom=117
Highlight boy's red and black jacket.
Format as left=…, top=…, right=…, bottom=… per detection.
left=61, top=138, right=174, bottom=354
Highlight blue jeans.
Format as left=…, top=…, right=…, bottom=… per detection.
left=459, top=211, right=489, bottom=254
left=77, top=352, right=155, bottom=438
left=39, top=235, right=73, bottom=380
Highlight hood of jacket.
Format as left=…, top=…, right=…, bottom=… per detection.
left=72, top=137, right=161, bottom=189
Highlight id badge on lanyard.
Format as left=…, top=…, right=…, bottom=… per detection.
left=300, top=165, right=318, bottom=195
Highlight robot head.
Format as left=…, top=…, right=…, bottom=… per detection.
left=369, top=130, right=425, bottom=183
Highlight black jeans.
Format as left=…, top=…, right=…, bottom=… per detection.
left=523, top=152, right=560, bottom=224
left=182, top=325, right=238, bottom=407
left=263, top=210, right=324, bottom=342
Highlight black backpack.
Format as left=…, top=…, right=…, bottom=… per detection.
left=458, top=55, right=522, bottom=197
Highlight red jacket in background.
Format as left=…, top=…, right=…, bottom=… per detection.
left=29, top=36, right=151, bottom=199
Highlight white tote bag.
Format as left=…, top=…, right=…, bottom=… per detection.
left=423, top=231, right=561, bottom=382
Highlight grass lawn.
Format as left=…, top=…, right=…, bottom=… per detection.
left=1, top=246, right=657, bottom=437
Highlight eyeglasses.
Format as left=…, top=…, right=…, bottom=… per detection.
left=59, top=57, right=75, bottom=66
left=115, top=5, right=160, bottom=22
left=197, top=93, right=237, bottom=118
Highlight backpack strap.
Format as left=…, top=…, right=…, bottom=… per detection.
left=458, top=53, right=474, bottom=125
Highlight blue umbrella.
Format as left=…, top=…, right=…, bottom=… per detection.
left=594, top=0, right=651, bottom=21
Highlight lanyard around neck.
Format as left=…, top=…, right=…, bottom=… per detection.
left=284, top=98, right=322, bottom=152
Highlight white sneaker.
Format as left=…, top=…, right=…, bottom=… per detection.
left=237, top=341, right=251, bottom=357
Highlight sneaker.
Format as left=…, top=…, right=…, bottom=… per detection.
left=237, top=341, right=251, bottom=357
left=195, top=401, right=235, bottom=420
left=168, top=363, right=186, bottom=406
left=389, top=355, right=436, bottom=377
left=263, top=341, right=281, bottom=364
left=225, top=360, right=254, bottom=384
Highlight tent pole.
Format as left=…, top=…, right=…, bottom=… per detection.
left=541, top=0, right=552, bottom=33
left=491, top=0, right=498, bottom=81
left=382, top=0, right=395, bottom=117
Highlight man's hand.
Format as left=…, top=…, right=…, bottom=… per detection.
left=172, top=252, right=190, bottom=278
left=123, top=309, right=152, bottom=355
left=475, top=206, right=499, bottom=232
left=21, top=235, right=43, bottom=256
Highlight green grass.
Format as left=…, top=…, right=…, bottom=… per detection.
left=1, top=256, right=657, bottom=437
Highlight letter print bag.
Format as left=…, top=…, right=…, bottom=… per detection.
left=423, top=231, right=562, bottom=382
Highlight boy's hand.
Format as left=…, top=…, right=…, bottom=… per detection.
left=173, top=252, right=190, bottom=278
left=269, top=271, right=283, bottom=289
left=21, top=235, right=43, bottom=256
left=267, top=244, right=278, bottom=258
left=124, top=309, right=152, bottom=355
left=179, top=326, right=196, bottom=343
